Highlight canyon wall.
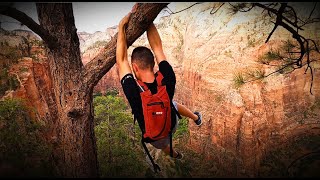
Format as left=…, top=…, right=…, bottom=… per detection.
left=78, top=26, right=122, bottom=95
left=0, top=29, right=57, bottom=141
left=157, top=2, right=320, bottom=177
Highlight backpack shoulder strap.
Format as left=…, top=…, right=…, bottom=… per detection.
left=171, top=101, right=182, bottom=120
left=155, top=71, right=182, bottom=120
left=155, top=71, right=164, bottom=86
left=136, top=79, right=148, bottom=92
left=141, top=139, right=161, bottom=172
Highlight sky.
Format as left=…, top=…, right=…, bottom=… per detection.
left=0, top=2, right=172, bottom=34
left=72, top=2, right=136, bottom=33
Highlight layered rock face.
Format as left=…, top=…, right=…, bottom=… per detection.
left=0, top=29, right=52, bottom=123
left=79, top=26, right=122, bottom=94
left=154, top=2, right=320, bottom=177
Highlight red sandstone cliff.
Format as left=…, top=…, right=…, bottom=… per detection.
left=156, top=2, right=320, bottom=177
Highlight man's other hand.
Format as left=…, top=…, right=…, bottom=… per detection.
left=119, top=12, right=131, bottom=28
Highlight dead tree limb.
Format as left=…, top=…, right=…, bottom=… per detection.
left=0, top=6, right=58, bottom=49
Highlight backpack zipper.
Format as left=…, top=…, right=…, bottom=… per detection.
left=147, top=101, right=164, bottom=107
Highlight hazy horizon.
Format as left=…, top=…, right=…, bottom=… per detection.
left=0, top=2, right=173, bottom=34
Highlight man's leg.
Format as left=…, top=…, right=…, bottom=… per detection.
left=150, top=138, right=182, bottom=159
left=162, top=145, right=183, bottom=159
left=162, top=145, right=178, bottom=157
left=176, top=102, right=198, bottom=121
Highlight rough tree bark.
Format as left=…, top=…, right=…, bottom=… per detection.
left=0, top=2, right=168, bottom=177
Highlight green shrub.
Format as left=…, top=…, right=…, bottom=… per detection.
left=248, top=38, right=256, bottom=47
left=19, top=67, right=29, bottom=73
left=93, top=93, right=147, bottom=177
left=31, top=40, right=44, bottom=47
left=282, top=39, right=296, bottom=52
left=93, top=91, right=102, bottom=98
left=258, top=50, right=282, bottom=64
left=174, top=117, right=189, bottom=138
left=105, top=88, right=119, bottom=96
left=31, top=54, right=41, bottom=62
left=0, top=98, right=53, bottom=177
left=1, top=45, right=21, bottom=63
left=233, top=72, right=245, bottom=88
left=246, top=69, right=265, bottom=79
left=232, top=68, right=265, bottom=89
left=0, top=71, right=20, bottom=97
left=87, top=40, right=108, bottom=51
left=276, top=64, right=294, bottom=74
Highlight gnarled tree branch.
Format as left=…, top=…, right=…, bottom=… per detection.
left=164, top=2, right=202, bottom=15
left=0, top=6, right=58, bottom=49
left=253, top=3, right=304, bottom=31
left=243, top=3, right=319, bottom=94
left=83, top=3, right=169, bottom=90
left=265, top=3, right=287, bottom=43
left=210, top=3, right=225, bottom=15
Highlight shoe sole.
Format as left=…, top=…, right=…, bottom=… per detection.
left=195, top=112, right=202, bottom=126
left=172, top=153, right=183, bottom=160
left=196, top=121, right=202, bottom=126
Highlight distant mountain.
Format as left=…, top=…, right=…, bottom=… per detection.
left=78, top=26, right=117, bottom=53
left=0, top=28, right=40, bottom=47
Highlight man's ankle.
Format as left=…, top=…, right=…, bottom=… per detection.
left=192, top=113, right=199, bottom=121
left=194, top=112, right=202, bottom=126
left=172, top=151, right=183, bottom=159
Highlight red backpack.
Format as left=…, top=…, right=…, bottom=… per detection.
left=136, top=71, right=172, bottom=141
left=135, top=71, right=181, bottom=173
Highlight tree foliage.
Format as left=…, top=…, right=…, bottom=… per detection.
left=93, top=92, right=147, bottom=177
left=0, top=98, right=53, bottom=177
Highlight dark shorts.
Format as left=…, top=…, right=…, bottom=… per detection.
left=150, top=101, right=179, bottom=149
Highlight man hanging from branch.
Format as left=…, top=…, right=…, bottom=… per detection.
left=116, top=6, right=203, bottom=171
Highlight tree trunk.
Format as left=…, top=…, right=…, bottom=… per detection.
left=36, top=3, right=98, bottom=177
left=1, top=2, right=168, bottom=177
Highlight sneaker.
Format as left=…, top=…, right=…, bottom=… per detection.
left=172, top=151, right=183, bottom=160
left=194, top=111, right=202, bottom=126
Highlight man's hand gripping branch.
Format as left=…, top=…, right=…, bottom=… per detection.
left=116, top=12, right=132, bottom=81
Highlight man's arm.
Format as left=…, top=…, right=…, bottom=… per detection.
left=147, top=23, right=176, bottom=99
left=147, top=23, right=166, bottom=64
left=116, top=13, right=132, bottom=81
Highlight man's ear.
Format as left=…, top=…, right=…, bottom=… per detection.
left=132, top=63, right=138, bottom=72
